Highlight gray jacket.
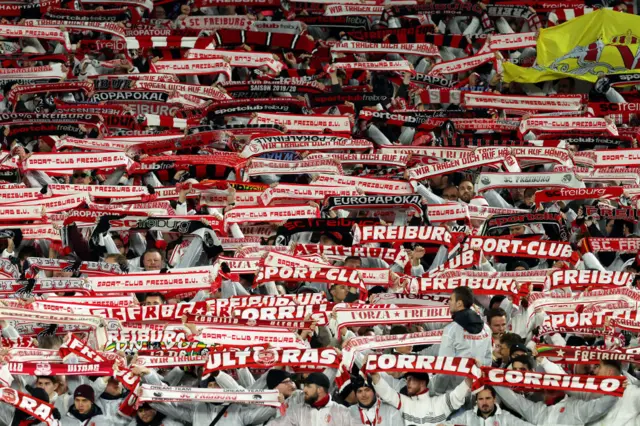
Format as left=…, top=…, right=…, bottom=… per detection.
left=267, top=396, right=356, bottom=426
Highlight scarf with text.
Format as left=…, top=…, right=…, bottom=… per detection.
left=482, top=367, right=625, bottom=397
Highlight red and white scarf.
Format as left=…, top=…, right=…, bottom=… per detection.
left=462, top=236, right=578, bottom=263
left=311, top=175, right=414, bottom=195
left=336, top=306, right=450, bottom=336
left=545, top=270, right=633, bottom=291
left=249, top=113, right=352, bottom=133
left=463, top=93, right=583, bottom=112
left=240, top=135, right=371, bottom=158
left=330, top=41, right=439, bottom=57
left=482, top=367, right=625, bottom=397
left=355, top=225, right=453, bottom=247
left=518, top=117, right=618, bottom=137
left=203, top=348, right=339, bottom=376
left=137, top=385, right=281, bottom=406
left=0, top=387, right=59, bottom=426
left=150, top=59, right=231, bottom=78
left=326, top=60, right=414, bottom=74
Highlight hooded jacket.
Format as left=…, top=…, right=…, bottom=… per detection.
left=348, top=396, right=404, bottom=426
left=432, top=308, right=492, bottom=393
left=61, top=403, right=112, bottom=426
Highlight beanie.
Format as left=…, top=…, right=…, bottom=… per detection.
left=26, top=385, right=49, bottom=404
left=74, top=384, right=95, bottom=403
left=304, top=372, right=330, bottom=390
left=266, top=370, right=291, bottom=390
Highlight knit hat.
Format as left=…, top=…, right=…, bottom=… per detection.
left=304, top=372, right=330, bottom=390
left=26, top=385, right=49, bottom=404
left=351, top=375, right=374, bottom=391
left=74, top=384, right=95, bottom=403
left=266, top=370, right=291, bottom=390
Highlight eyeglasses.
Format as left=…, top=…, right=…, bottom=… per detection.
left=73, top=172, right=90, bottom=179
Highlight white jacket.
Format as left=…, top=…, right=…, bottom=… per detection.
left=373, top=374, right=470, bottom=426
left=495, top=386, right=618, bottom=425
left=267, top=396, right=356, bottom=426
left=587, top=384, right=640, bottom=426
left=348, top=399, right=404, bottom=426
left=446, top=405, right=534, bottom=426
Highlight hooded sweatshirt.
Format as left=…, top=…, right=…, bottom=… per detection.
left=432, top=308, right=492, bottom=394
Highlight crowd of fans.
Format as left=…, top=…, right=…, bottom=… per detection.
left=0, top=0, right=639, bottom=425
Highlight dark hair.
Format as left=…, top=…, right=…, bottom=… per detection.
left=344, top=256, right=361, bottom=265
left=389, top=325, right=409, bottom=335
left=452, top=286, right=474, bottom=309
left=499, top=332, right=524, bottom=347
left=479, top=386, right=496, bottom=398
left=509, top=355, right=534, bottom=371
left=144, top=292, right=166, bottom=303
left=357, top=327, right=375, bottom=336
left=489, top=295, right=506, bottom=309
left=486, top=308, right=507, bottom=325
left=601, top=359, right=622, bottom=374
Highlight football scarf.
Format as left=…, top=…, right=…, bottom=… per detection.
left=0, top=387, right=59, bottom=426
left=137, top=385, right=281, bottom=406
left=545, top=270, right=633, bottom=291
left=482, top=367, right=625, bottom=397
left=202, top=348, right=339, bottom=376
left=536, top=344, right=640, bottom=365
left=336, top=306, right=451, bottom=336
left=363, top=354, right=482, bottom=389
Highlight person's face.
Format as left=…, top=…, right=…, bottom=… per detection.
left=442, top=186, right=458, bottom=201
left=489, top=316, right=507, bottom=338
left=499, top=343, right=510, bottom=362
left=113, top=238, right=125, bottom=255
left=35, top=378, right=57, bottom=397
left=606, top=220, right=615, bottom=235
left=105, top=380, right=122, bottom=396
left=574, top=364, right=591, bottom=375
left=143, top=252, right=163, bottom=270
left=74, top=397, right=92, bottom=414
left=458, top=181, right=474, bottom=203
left=514, top=266, right=526, bottom=271
left=448, top=294, right=463, bottom=313
left=522, top=194, right=534, bottom=207
left=154, top=7, right=166, bottom=18
left=143, top=296, right=163, bottom=306
left=330, top=285, right=349, bottom=302
left=509, top=225, right=526, bottom=236
left=319, top=235, right=337, bottom=246
left=344, top=259, right=361, bottom=268
left=594, top=362, right=614, bottom=377
left=137, top=406, right=157, bottom=423
left=511, top=361, right=530, bottom=372
left=180, top=4, right=190, bottom=14
left=476, top=389, right=496, bottom=415
left=72, top=171, right=92, bottom=185
left=303, top=383, right=320, bottom=404
left=405, top=376, right=426, bottom=396
left=276, top=378, right=296, bottom=398
left=356, top=387, right=375, bottom=406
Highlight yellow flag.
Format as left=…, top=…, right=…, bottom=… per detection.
left=504, top=9, right=640, bottom=83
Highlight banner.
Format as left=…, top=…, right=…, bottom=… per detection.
left=503, top=9, right=640, bottom=83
